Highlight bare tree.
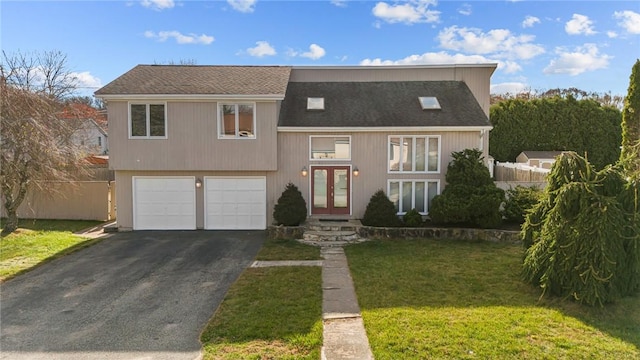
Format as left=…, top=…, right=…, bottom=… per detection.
left=1, top=51, right=87, bottom=235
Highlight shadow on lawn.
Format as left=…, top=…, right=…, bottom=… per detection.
left=345, top=238, right=640, bottom=351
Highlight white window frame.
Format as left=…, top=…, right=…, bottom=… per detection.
left=309, top=135, right=352, bottom=161
left=217, top=102, right=257, bottom=139
left=128, top=102, right=168, bottom=139
left=387, top=135, right=441, bottom=174
left=387, top=179, right=440, bottom=215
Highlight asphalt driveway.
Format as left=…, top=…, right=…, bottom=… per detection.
left=0, top=230, right=265, bottom=360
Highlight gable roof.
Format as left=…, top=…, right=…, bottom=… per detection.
left=95, top=65, right=292, bottom=96
left=519, top=151, right=566, bottom=160
left=278, top=81, right=489, bottom=128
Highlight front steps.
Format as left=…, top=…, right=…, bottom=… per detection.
left=299, top=220, right=367, bottom=247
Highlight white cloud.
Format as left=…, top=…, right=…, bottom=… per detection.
left=72, top=71, right=102, bottom=89
left=287, top=44, right=326, bottom=60
left=543, top=44, right=611, bottom=76
left=458, top=3, right=472, bottom=16
left=247, top=41, right=276, bottom=57
left=607, top=31, right=618, bottom=38
left=565, top=14, right=596, bottom=35
left=437, top=26, right=545, bottom=60
left=372, top=0, right=440, bottom=25
left=614, top=10, right=640, bottom=34
left=144, top=30, right=214, bottom=45
left=522, top=15, right=540, bottom=28
left=360, top=51, right=523, bottom=74
left=227, top=0, right=256, bottom=13
left=141, top=0, right=174, bottom=10
left=491, top=82, right=530, bottom=95
left=331, top=0, right=348, bottom=7
left=301, top=44, right=326, bottom=60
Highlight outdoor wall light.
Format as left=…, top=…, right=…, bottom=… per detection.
left=301, top=166, right=308, bottom=177
left=353, top=167, right=360, bottom=177
left=195, top=178, right=202, bottom=188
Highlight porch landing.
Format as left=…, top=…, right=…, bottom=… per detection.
left=299, top=219, right=367, bottom=247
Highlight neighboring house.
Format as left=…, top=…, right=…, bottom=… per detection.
left=62, top=103, right=109, bottom=155
left=95, top=64, right=496, bottom=231
left=516, top=151, right=565, bottom=169
left=72, top=118, right=109, bottom=155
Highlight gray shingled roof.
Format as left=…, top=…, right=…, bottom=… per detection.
left=95, top=65, right=292, bottom=95
left=278, top=81, right=489, bottom=127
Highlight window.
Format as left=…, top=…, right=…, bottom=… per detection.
left=419, top=96, right=441, bottom=110
left=98, top=137, right=102, bottom=146
left=218, top=103, right=255, bottom=139
left=388, top=180, right=439, bottom=214
left=129, top=103, right=166, bottom=138
left=388, top=136, right=440, bottom=173
left=310, top=136, right=351, bottom=160
left=307, top=97, right=325, bottom=110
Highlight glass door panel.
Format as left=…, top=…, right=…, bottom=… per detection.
left=313, top=169, right=328, bottom=209
left=311, top=166, right=350, bottom=215
left=333, top=169, right=348, bottom=208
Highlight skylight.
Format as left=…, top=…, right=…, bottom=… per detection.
left=307, top=97, right=325, bottom=110
left=419, top=97, right=441, bottom=110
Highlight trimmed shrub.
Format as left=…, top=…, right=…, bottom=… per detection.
left=403, top=208, right=423, bottom=227
left=362, top=190, right=401, bottom=227
left=429, top=149, right=505, bottom=228
left=502, top=185, right=543, bottom=223
left=273, top=182, right=307, bottom=226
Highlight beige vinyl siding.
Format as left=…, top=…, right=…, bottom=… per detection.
left=272, top=131, right=484, bottom=220
left=108, top=101, right=278, bottom=171
left=289, top=66, right=494, bottom=117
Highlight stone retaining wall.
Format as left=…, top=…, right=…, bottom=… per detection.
left=268, top=224, right=522, bottom=244
left=358, top=226, right=521, bottom=244
left=267, top=225, right=305, bottom=240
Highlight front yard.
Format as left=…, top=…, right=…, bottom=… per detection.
left=345, top=239, right=640, bottom=359
left=0, top=219, right=103, bottom=281
left=200, top=237, right=323, bottom=359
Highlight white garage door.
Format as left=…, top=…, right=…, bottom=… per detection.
left=205, top=177, right=266, bottom=230
left=133, top=177, right=196, bottom=230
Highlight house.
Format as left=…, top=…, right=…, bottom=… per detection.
left=95, top=64, right=496, bottom=231
left=516, top=151, right=565, bottom=169
left=62, top=103, right=109, bottom=155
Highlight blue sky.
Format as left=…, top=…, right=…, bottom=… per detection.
left=2, top=0, right=639, bottom=96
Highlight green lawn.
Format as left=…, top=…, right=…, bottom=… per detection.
left=255, top=237, right=321, bottom=261
left=201, top=267, right=323, bottom=360
left=0, top=219, right=104, bottom=281
left=345, top=239, right=640, bottom=359
left=200, top=237, right=323, bottom=359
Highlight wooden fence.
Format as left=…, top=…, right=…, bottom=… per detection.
left=1, top=181, right=116, bottom=221
left=494, top=162, right=550, bottom=182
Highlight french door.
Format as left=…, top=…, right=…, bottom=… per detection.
left=311, top=166, right=350, bottom=215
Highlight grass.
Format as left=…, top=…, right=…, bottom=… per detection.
left=255, top=237, right=321, bottom=261
left=345, top=239, right=640, bottom=359
left=201, top=267, right=323, bottom=360
left=0, top=219, right=104, bottom=281
left=200, top=237, right=323, bottom=359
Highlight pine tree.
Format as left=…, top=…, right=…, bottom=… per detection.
left=273, top=183, right=307, bottom=226
left=621, top=59, right=640, bottom=174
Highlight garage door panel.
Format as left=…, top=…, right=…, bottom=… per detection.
left=205, top=177, right=266, bottom=230
left=134, top=177, right=196, bottom=230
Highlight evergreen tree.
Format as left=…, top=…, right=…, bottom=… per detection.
left=522, top=152, right=640, bottom=306
left=621, top=59, right=640, bottom=174
left=429, top=149, right=505, bottom=228
left=362, top=190, right=401, bottom=227
left=273, top=183, right=307, bottom=226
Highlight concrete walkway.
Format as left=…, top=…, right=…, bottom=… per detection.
left=321, top=247, right=374, bottom=360
left=251, top=247, right=374, bottom=359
